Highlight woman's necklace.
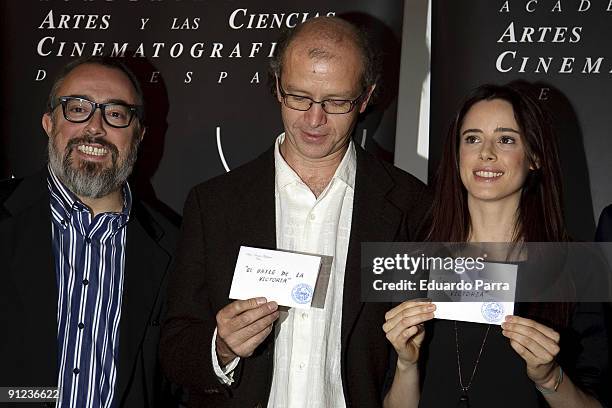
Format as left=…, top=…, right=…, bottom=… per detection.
left=454, top=321, right=491, bottom=408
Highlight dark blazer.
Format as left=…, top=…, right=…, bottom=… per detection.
left=596, top=205, right=612, bottom=242
left=0, top=170, right=178, bottom=408
left=160, top=145, right=431, bottom=408
left=595, top=204, right=612, bottom=408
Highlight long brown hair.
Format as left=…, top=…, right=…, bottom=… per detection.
left=428, top=83, right=569, bottom=243
left=428, top=82, right=572, bottom=328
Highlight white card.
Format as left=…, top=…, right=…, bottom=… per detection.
left=229, top=246, right=322, bottom=309
left=428, top=262, right=517, bottom=325
left=433, top=301, right=515, bottom=325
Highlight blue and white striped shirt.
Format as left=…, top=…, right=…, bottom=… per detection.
left=48, top=167, right=131, bottom=408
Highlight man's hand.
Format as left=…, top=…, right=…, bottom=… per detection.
left=215, top=297, right=280, bottom=366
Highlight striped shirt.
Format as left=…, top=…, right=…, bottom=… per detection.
left=48, top=167, right=131, bottom=408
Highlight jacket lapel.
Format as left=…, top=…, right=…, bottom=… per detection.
left=243, top=148, right=277, bottom=250
left=240, top=148, right=277, bottom=367
left=341, top=148, right=403, bottom=348
left=238, top=148, right=277, bottom=393
left=4, top=170, right=57, bottom=385
left=115, top=201, right=171, bottom=401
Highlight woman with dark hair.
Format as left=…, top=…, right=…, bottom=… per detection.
left=383, top=83, right=607, bottom=408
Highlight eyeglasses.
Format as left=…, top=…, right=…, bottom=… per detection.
left=51, top=96, right=143, bottom=128
left=277, top=79, right=366, bottom=115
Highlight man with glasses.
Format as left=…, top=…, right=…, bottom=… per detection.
left=161, top=16, right=430, bottom=407
left=0, top=57, right=177, bottom=407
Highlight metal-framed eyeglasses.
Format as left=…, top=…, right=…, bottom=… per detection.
left=51, top=96, right=143, bottom=128
left=277, top=78, right=366, bottom=115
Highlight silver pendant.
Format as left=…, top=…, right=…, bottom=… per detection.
left=457, top=392, right=470, bottom=408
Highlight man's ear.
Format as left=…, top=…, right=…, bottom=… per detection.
left=42, top=113, right=53, bottom=138
left=358, top=84, right=376, bottom=114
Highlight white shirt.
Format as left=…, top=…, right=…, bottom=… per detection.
left=212, top=134, right=355, bottom=408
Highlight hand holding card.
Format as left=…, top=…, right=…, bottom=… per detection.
left=215, top=297, right=279, bottom=366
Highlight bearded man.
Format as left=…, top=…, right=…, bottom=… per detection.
left=0, top=57, right=177, bottom=408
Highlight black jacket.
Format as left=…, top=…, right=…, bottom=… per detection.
left=160, top=145, right=432, bottom=408
left=0, top=170, right=178, bottom=407
left=596, top=205, right=612, bottom=242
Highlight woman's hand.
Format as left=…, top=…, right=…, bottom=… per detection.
left=383, top=300, right=436, bottom=369
left=501, top=315, right=561, bottom=388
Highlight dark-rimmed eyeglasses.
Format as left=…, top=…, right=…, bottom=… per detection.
left=51, top=96, right=143, bottom=128
left=277, top=78, right=366, bottom=115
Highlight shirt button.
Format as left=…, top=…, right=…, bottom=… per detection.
left=299, top=362, right=305, bottom=369
left=309, top=213, right=315, bottom=221
left=73, top=368, right=80, bottom=375
left=301, top=312, right=308, bottom=320
left=85, top=237, right=91, bottom=244
left=82, top=279, right=89, bottom=285
left=78, top=323, right=84, bottom=329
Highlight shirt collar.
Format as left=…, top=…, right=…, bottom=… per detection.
left=274, top=133, right=356, bottom=191
left=47, top=164, right=132, bottom=220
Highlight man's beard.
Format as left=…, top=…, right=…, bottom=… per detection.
left=48, top=131, right=140, bottom=199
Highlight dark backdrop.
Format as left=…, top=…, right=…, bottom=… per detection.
left=0, top=0, right=405, bottom=219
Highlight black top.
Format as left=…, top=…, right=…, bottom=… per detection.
left=419, top=303, right=608, bottom=407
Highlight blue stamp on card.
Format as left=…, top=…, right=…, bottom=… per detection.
left=481, top=302, right=504, bottom=323
left=291, top=283, right=313, bottom=305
